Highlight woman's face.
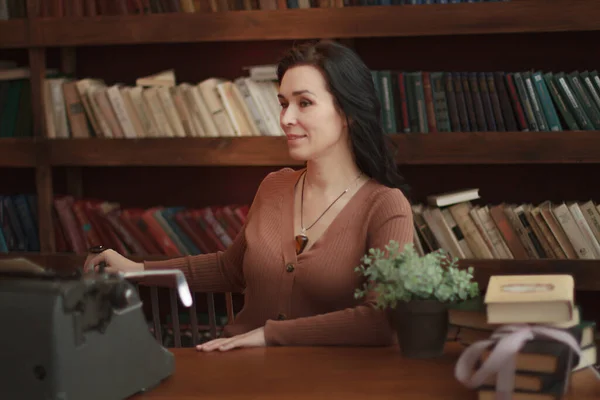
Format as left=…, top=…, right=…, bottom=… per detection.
left=278, top=65, right=348, bottom=161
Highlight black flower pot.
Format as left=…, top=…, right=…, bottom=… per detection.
left=393, top=299, right=449, bottom=359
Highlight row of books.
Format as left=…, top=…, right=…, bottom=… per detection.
left=412, top=189, right=600, bottom=260
left=0, top=80, right=32, bottom=138
left=4, top=187, right=600, bottom=262
left=373, top=70, right=600, bottom=134
left=8, top=60, right=600, bottom=139
left=42, top=69, right=285, bottom=139
left=448, top=277, right=596, bottom=398
left=0, top=61, right=64, bottom=138
left=0, top=192, right=248, bottom=255
left=28, top=0, right=509, bottom=18
left=0, top=0, right=26, bottom=19
left=0, top=194, right=39, bottom=253
left=50, top=196, right=249, bottom=256
left=357, top=0, right=510, bottom=4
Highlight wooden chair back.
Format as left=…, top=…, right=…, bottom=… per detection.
left=146, top=286, right=235, bottom=348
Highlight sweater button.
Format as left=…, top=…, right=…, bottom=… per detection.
left=277, top=313, right=286, bottom=320
left=285, top=263, right=295, bottom=273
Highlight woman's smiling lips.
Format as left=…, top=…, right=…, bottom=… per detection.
left=286, top=134, right=307, bottom=141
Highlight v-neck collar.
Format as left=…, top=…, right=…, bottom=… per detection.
left=281, top=168, right=374, bottom=264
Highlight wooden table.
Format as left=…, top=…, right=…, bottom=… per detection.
left=133, top=343, right=599, bottom=399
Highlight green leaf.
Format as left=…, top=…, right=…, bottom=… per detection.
left=354, top=240, right=480, bottom=308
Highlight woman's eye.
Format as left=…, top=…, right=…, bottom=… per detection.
left=299, top=100, right=311, bottom=107
left=279, top=103, right=288, bottom=109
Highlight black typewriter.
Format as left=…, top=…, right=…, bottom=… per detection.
left=0, top=252, right=192, bottom=400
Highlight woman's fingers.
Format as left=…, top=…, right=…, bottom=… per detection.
left=196, top=338, right=230, bottom=352
left=85, top=253, right=106, bottom=272
left=218, top=338, right=240, bottom=351
left=103, top=266, right=120, bottom=275
left=85, top=249, right=122, bottom=273
left=84, top=255, right=98, bottom=272
left=196, top=328, right=264, bottom=352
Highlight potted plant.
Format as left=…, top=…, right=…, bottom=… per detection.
left=354, top=240, right=480, bottom=359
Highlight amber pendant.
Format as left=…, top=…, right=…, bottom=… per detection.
left=295, top=234, right=309, bottom=255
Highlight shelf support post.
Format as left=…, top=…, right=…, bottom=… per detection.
left=59, top=47, right=84, bottom=199
left=28, top=36, right=55, bottom=252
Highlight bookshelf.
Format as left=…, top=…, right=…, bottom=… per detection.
left=46, top=137, right=302, bottom=167
left=25, top=1, right=600, bottom=46
left=1, top=251, right=599, bottom=291
left=0, top=138, right=37, bottom=167
left=0, top=20, right=27, bottom=48
left=1, top=0, right=600, bottom=327
left=2, top=131, right=599, bottom=168
left=1, top=1, right=598, bottom=50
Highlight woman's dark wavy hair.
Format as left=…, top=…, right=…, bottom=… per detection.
left=276, top=40, right=410, bottom=196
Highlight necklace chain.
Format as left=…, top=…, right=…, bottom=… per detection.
left=300, top=170, right=363, bottom=233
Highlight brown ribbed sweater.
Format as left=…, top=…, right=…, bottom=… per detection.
left=143, top=167, right=413, bottom=346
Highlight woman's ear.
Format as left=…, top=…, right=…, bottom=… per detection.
left=344, top=115, right=352, bottom=128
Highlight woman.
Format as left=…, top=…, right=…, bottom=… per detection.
left=86, top=40, right=413, bottom=351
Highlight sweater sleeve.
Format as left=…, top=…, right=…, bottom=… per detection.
left=141, top=222, right=247, bottom=294
left=138, top=170, right=282, bottom=293
left=263, top=188, right=414, bottom=346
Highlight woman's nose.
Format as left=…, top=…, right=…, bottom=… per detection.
left=281, top=105, right=297, bottom=126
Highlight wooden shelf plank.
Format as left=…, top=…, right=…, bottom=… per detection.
left=2, top=253, right=599, bottom=291
left=0, top=138, right=37, bottom=167
left=29, top=0, right=599, bottom=46
left=45, top=132, right=600, bottom=167
left=459, top=259, right=600, bottom=291
left=392, top=131, right=600, bottom=165
left=46, top=137, right=301, bottom=167
left=0, top=20, right=28, bottom=48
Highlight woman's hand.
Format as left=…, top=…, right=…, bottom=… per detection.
left=84, top=248, right=144, bottom=275
left=196, top=327, right=266, bottom=352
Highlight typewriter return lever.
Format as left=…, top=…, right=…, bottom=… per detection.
left=86, top=245, right=193, bottom=308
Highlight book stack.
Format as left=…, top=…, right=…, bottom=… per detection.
left=453, top=274, right=597, bottom=399
left=412, top=189, right=600, bottom=260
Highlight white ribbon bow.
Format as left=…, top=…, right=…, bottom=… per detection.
left=454, top=324, right=600, bottom=399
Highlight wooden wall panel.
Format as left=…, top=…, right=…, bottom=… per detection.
left=52, top=166, right=285, bottom=209
left=400, top=164, right=600, bottom=205
left=356, top=31, right=600, bottom=73
left=0, top=168, right=36, bottom=194
left=72, top=40, right=305, bottom=85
